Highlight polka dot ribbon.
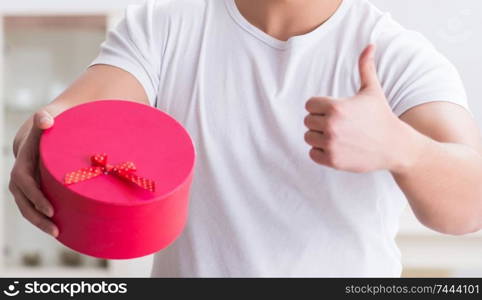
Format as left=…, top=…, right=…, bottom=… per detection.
left=64, top=153, right=155, bottom=192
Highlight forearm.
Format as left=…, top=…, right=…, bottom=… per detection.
left=392, top=125, right=482, bottom=235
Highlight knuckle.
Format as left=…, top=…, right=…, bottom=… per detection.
left=8, top=180, right=15, bottom=193
left=324, top=138, right=336, bottom=151
left=328, top=102, right=344, bottom=116
left=305, top=115, right=322, bottom=130
left=30, top=197, right=44, bottom=209
left=13, top=195, right=21, bottom=206
left=323, top=124, right=337, bottom=139
left=29, top=197, right=40, bottom=207
left=328, top=104, right=339, bottom=115
left=305, top=98, right=318, bottom=111
left=309, top=148, right=324, bottom=165
left=33, top=110, right=43, bottom=118
left=304, top=131, right=321, bottom=147
left=34, top=110, right=48, bottom=123
left=19, top=207, right=29, bottom=219
left=10, top=166, right=32, bottom=186
left=324, top=117, right=341, bottom=138
left=9, top=167, right=20, bottom=181
left=303, top=115, right=312, bottom=128
left=31, top=218, right=44, bottom=229
left=304, top=131, right=314, bottom=144
left=309, top=148, right=320, bottom=162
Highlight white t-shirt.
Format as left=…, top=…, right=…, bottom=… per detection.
left=91, top=0, right=469, bottom=277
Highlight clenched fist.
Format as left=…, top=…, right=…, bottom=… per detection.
left=304, top=45, right=411, bottom=173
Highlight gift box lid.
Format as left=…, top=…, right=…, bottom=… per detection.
left=40, top=100, right=196, bottom=207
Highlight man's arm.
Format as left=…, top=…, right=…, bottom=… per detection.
left=394, top=102, right=482, bottom=235
left=304, top=45, right=482, bottom=235
left=10, top=64, right=149, bottom=237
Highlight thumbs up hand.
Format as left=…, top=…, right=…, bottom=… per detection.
left=304, top=45, right=409, bottom=173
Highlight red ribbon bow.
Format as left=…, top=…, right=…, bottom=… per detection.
left=64, top=154, right=155, bottom=192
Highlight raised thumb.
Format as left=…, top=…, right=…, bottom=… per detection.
left=34, top=109, right=54, bottom=130
left=358, top=44, right=382, bottom=94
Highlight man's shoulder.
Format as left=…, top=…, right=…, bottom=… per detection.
left=124, top=0, right=215, bottom=36
left=338, top=0, right=398, bottom=44
left=349, top=1, right=433, bottom=53
left=347, top=0, right=386, bottom=27
left=149, top=0, right=211, bottom=19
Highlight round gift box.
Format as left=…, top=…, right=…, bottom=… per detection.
left=39, top=100, right=195, bottom=259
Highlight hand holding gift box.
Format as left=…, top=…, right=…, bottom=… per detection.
left=39, top=100, right=196, bottom=259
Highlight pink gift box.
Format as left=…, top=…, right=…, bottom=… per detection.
left=39, top=100, right=196, bottom=259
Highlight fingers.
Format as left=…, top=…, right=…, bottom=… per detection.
left=9, top=182, right=59, bottom=237
left=9, top=108, right=58, bottom=238
left=34, top=110, right=54, bottom=130
left=305, top=97, right=336, bottom=115
left=309, top=148, right=330, bottom=166
left=304, top=131, right=327, bottom=149
left=304, top=100, right=337, bottom=150
left=304, top=110, right=338, bottom=168
left=358, top=44, right=382, bottom=93
left=304, top=114, right=328, bottom=132
left=11, top=117, right=55, bottom=220
left=14, top=172, right=54, bottom=218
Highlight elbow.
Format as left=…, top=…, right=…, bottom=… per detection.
left=440, top=225, right=481, bottom=236
left=418, top=213, right=482, bottom=236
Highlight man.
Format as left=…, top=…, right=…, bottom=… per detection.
left=9, top=0, right=482, bottom=277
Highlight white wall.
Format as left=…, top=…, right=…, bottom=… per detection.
left=0, top=0, right=143, bottom=14
left=371, top=0, right=482, bottom=128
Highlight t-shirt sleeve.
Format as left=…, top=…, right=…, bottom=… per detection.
left=372, top=15, right=470, bottom=117
left=90, top=0, right=162, bottom=107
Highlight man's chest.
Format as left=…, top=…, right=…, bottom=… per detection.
left=154, top=24, right=360, bottom=150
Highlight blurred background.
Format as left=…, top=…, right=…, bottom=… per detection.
left=0, top=0, right=482, bottom=277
